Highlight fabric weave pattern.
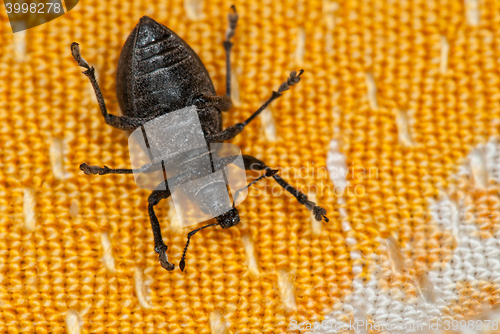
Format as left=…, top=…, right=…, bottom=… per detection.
left=0, top=0, right=499, bottom=333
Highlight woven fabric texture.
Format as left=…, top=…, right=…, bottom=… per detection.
left=1, top=0, right=500, bottom=333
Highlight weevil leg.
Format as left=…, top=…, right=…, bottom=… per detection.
left=224, top=5, right=238, bottom=97
left=191, top=4, right=238, bottom=114
left=71, top=42, right=153, bottom=131
left=148, top=187, right=175, bottom=271
left=79, top=162, right=168, bottom=176
left=79, top=163, right=137, bottom=175
left=207, top=70, right=304, bottom=142
left=191, top=5, right=238, bottom=115
left=147, top=167, right=225, bottom=271
left=78, top=161, right=176, bottom=271
left=241, top=155, right=329, bottom=222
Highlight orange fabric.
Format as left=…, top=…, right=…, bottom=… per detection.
left=0, top=0, right=499, bottom=333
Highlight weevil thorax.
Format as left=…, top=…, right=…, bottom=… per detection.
left=215, top=208, right=240, bottom=229
left=116, top=16, right=222, bottom=137
left=198, top=106, right=223, bottom=139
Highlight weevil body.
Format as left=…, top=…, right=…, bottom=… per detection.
left=72, top=6, right=328, bottom=272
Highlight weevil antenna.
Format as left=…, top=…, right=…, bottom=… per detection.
left=179, top=222, right=220, bottom=271
left=232, top=168, right=279, bottom=208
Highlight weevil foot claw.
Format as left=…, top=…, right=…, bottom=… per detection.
left=156, top=245, right=175, bottom=271
left=277, top=70, right=304, bottom=94
left=312, top=206, right=329, bottom=222
left=71, top=42, right=91, bottom=70
left=80, top=163, right=95, bottom=175
left=80, top=163, right=109, bottom=175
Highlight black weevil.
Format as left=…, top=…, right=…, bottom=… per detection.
left=71, top=6, right=328, bottom=272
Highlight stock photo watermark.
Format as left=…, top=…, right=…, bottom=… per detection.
left=245, top=163, right=379, bottom=199
left=4, top=0, right=79, bottom=32
left=128, top=105, right=377, bottom=228
left=289, top=319, right=499, bottom=332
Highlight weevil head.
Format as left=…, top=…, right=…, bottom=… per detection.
left=215, top=208, right=240, bottom=229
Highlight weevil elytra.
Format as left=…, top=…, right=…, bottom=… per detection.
left=71, top=6, right=328, bottom=272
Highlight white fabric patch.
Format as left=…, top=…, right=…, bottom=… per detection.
left=313, top=137, right=500, bottom=333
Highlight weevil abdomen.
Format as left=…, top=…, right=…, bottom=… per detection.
left=116, top=16, right=216, bottom=119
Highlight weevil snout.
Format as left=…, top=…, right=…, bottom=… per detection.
left=216, top=208, right=240, bottom=229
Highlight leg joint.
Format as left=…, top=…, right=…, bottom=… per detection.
left=148, top=193, right=160, bottom=206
